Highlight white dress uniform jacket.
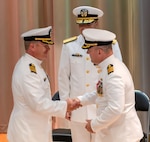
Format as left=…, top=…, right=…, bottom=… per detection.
left=59, top=35, right=99, bottom=122
left=7, top=53, right=67, bottom=142
left=58, top=35, right=122, bottom=123
left=78, top=55, right=143, bottom=142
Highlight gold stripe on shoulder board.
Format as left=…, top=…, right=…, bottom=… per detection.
left=107, top=64, right=114, bottom=75
left=29, top=63, right=37, bottom=74
left=63, top=36, right=77, bottom=44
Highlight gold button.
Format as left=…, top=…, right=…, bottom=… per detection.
left=86, top=84, right=90, bottom=87
left=86, top=70, right=90, bottom=74
left=97, top=69, right=102, bottom=73
left=86, top=57, right=90, bottom=60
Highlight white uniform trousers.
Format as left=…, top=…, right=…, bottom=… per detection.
left=70, top=121, right=99, bottom=142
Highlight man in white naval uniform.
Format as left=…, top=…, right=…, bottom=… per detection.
left=58, top=6, right=123, bottom=142
left=7, top=26, right=80, bottom=142
left=75, top=28, right=143, bottom=142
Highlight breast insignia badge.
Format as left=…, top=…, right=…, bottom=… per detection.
left=72, top=53, right=83, bottom=57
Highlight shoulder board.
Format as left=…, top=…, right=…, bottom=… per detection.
left=107, top=64, right=114, bottom=75
left=63, top=36, right=77, bottom=44
left=112, top=39, right=117, bottom=45
left=29, top=63, right=37, bottom=74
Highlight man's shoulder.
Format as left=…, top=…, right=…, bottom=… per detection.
left=63, top=36, right=78, bottom=44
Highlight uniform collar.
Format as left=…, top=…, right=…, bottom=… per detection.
left=24, top=53, right=42, bottom=65
left=78, top=34, right=88, bottom=53
left=98, top=55, right=114, bottom=69
left=78, top=34, right=85, bottom=45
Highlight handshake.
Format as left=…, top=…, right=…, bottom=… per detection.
left=66, top=98, right=82, bottom=112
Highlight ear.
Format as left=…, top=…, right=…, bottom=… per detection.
left=98, top=48, right=102, bottom=55
left=27, top=42, right=35, bottom=53
left=29, top=43, right=35, bottom=51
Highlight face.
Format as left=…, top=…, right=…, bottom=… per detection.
left=78, top=21, right=98, bottom=33
left=87, top=46, right=102, bottom=65
left=30, top=41, right=50, bottom=61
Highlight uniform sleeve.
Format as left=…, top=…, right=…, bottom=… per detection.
left=112, top=41, right=123, bottom=61
left=78, top=91, right=97, bottom=105
left=91, top=74, right=125, bottom=132
left=22, top=73, right=67, bottom=118
left=58, top=44, right=71, bottom=100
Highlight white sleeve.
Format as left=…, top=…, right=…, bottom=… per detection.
left=22, top=73, right=67, bottom=118
left=58, top=44, right=71, bottom=100
left=91, top=74, right=125, bottom=132
left=77, top=91, right=97, bottom=105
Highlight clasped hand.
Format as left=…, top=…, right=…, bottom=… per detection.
left=66, top=98, right=82, bottom=112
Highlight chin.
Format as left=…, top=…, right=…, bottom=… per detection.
left=91, top=60, right=96, bottom=65
left=92, top=61, right=98, bottom=66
